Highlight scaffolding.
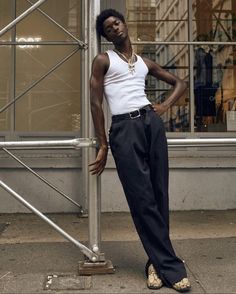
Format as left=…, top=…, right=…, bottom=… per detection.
left=0, top=0, right=114, bottom=275
left=1, top=0, right=236, bottom=277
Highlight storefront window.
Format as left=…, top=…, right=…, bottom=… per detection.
left=2, top=0, right=236, bottom=135
left=193, top=0, right=236, bottom=132
left=126, top=0, right=189, bottom=132
left=102, top=0, right=236, bottom=133
left=0, top=0, right=82, bottom=133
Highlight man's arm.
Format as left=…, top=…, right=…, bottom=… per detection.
left=143, top=58, right=187, bottom=115
left=89, top=53, right=109, bottom=175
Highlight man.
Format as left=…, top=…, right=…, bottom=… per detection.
left=89, top=9, right=191, bottom=292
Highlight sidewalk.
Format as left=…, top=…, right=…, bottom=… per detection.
left=0, top=210, right=235, bottom=293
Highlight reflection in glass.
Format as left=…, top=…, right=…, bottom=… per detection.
left=0, top=0, right=82, bottom=133
left=142, top=45, right=189, bottom=132
left=15, top=51, right=81, bottom=132
left=126, top=0, right=189, bottom=132
left=16, top=0, right=82, bottom=40
left=193, top=0, right=236, bottom=132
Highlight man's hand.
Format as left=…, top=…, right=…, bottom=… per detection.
left=89, top=146, right=108, bottom=175
left=152, top=103, right=168, bottom=116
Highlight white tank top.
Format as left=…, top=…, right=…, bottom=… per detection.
left=104, top=50, right=150, bottom=115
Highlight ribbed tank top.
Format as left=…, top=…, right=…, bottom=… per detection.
left=104, top=50, right=150, bottom=115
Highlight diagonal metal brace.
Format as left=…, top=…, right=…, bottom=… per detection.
left=0, top=0, right=48, bottom=38
left=0, top=179, right=99, bottom=262
left=2, top=148, right=84, bottom=214
left=27, top=0, right=87, bottom=49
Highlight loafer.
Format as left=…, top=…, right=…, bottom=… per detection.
left=147, top=264, right=163, bottom=289
left=172, top=278, right=191, bottom=292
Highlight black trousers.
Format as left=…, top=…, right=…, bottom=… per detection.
left=109, top=109, right=187, bottom=286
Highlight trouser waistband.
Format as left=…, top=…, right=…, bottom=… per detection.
left=112, top=104, right=153, bottom=123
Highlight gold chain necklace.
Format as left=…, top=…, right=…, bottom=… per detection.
left=114, top=49, right=136, bottom=74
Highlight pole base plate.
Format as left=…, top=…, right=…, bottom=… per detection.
left=78, top=260, right=115, bottom=275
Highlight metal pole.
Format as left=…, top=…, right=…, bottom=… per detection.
left=0, top=47, right=80, bottom=114
left=168, top=138, right=236, bottom=147
left=1, top=137, right=235, bottom=148
left=87, top=0, right=102, bottom=257
left=101, top=41, right=236, bottom=46
left=2, top=148, right=84, bottom=213
left=0, top=41, right=84, bottom=46
left=0, top=138, right=95, bottom=148
left=0, top=180, right=98, bottom=261
left=10, top=0, right=16, bottom=137
left=78, top=1, right=114, bottom=274
left=188, top=0, right=195, bottom=132
left=0, top=0, right=48, bottom=37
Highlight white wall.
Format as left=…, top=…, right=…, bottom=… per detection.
left=101, top=167, right=236, bottom=211
left=0, top=169, right=84, bottom=213
left=0, top=157, right=236, bottom=213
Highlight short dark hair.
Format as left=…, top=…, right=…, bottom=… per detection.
left=96, top=9, right=125, bottom=39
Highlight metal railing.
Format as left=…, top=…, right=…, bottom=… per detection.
left=168, top=138, right=236, bottom=147
left=1, top=137, right=236, bottom=262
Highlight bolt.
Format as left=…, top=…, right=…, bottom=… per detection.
left=91, top=256, right=97, bottom=262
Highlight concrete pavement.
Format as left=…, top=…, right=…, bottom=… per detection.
left=0, top=210, right=235, bottom=293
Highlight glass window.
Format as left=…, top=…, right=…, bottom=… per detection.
left=101, top=0, right=236, bottom=133
left=125, top=0, right=189, bottom=132
left=193, top=0, right=236, bottom=132
left=0, top=0, right=82, bottom=134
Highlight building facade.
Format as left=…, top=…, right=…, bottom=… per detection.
left=0, top=0, right=236, bottom=213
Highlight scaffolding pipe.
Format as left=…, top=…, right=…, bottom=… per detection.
left=2, top=148, right=84, bottom=213
left=0, top=41, right=84, bottom=46
left=87, top=0, right=102, bottom=257
left=168, top=138, right=236, bottom=147
left=1, top=138, right=235, bottom=149
left=0, top=0, right=47, bottom=38
left=0, top=180, right=98, bottom=261
left=102, top=41, right=236, bottom=46
left=0, top=138, right=96, bottom=149
left=3, top=41, right=236, bottom=47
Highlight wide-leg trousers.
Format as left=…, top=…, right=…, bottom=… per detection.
left=109, top=109, right=187, bottom=286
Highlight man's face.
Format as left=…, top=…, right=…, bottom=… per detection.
left=103, top=16, right=128, bottom=44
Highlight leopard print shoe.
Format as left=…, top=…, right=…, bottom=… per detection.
left=172, top=278, right=191, bottom=292
left=147, top=264, right=163, bottom=289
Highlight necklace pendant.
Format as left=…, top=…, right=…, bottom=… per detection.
left=128, top=63, right=135, bottom=74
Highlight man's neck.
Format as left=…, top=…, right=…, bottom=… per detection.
left=114, top=38, right=132, bottom=55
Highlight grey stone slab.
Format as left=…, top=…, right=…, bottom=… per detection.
left=195, top=273, right=236, bottom=294
left=0, top=273, right=45, bottom=293
left=0, top=243, right=82, bottom=274
left=174, top=238, right=236, bottom=294
left=0, top=239, right=234, bottom=293
left=45, top=274, right=92, bottom=291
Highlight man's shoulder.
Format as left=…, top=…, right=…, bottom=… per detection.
left=92, top=52, right=110, bottom=74
left=93, top=52, right=109, bottom=64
